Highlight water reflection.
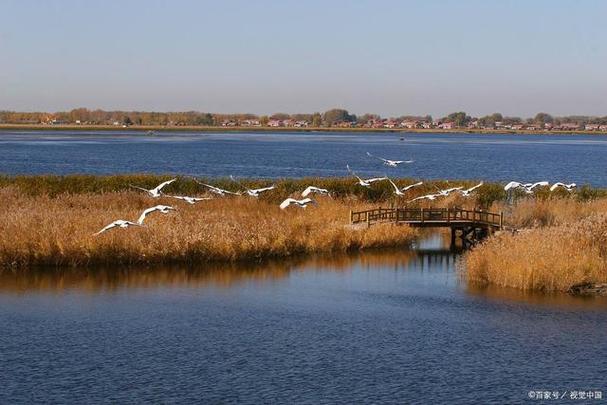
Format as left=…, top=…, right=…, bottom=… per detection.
left=0, top=234, right=605, bottom=310
left=466, top=283, right=607, bottom=310
left=0, top=244, right=461, bottom=295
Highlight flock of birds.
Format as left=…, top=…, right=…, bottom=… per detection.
left=96, top=152, right=577, bottom=234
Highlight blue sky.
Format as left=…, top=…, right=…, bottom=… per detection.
left=1, top=0, right=606, bottom=117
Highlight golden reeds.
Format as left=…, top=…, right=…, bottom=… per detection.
left=464, top=214, right=607, bottom=292
left=0, top=187, right=417, bottom=269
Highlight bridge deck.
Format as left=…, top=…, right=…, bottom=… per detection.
left=350, top=207, right=503, bottom=229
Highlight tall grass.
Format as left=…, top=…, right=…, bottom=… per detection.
left=464, top=214, right=607, bottom=292
left=492, top=197, right=607, bottom=228
left=0, top=187, right=417, bottom=269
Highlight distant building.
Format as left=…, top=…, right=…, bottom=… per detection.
left=242, top=119, right=261, bottom=127
left=585, top=124, right=600, bottom=131
left=559, top=123, right=581, bottom=131
left=400, top=120, right=419, bottom=129
left=268, top=120, right=282, bottom=127
left=383, top=120, right=398, bottom=128
left=438, top=122, right=455, bottom=130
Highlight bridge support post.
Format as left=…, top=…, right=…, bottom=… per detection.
left=450, top=227, right=456, bottom=247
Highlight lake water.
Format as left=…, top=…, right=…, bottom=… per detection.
left=1, top=236, right=606, bottom=403
left=1, top=130, right=607, bottom=186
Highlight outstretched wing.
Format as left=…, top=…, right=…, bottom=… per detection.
left=365, top=177, right=388, bottom=183
left=402, top=181, right=423, bottom=191
left=280, top=198, right=296, bottom=209
left=95, top=221, right=119, bottom=235
left=529, top=181, right=549, bottom=189
left=129, top=185, right=150, bottom=193
left=252, top=185, right=276, bottom=194
left=504, top=181, right=522, bottom=191
left=466, top=182, right=484, bottom=193
left=387, top=178, right=400, bottom=193
left=137, top=206, right=159, bottom=224
left=153, top=178, right=177, bottom=194
left=347, top=164, right=365, bottom=182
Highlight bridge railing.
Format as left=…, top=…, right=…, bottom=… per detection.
left=350, top=207, right=503, bottom=228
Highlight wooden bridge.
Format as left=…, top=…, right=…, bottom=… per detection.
left=350, top=207, right=504, bottom=247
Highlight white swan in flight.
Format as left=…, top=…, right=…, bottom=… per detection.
left=301, top=186, right=330, bottom=197
left=523, top=181, right=549, bottom=190
left=459, top=182, right=484, bottom=197
left=279, top=198, right=316, bottom=209
left=435, top=186, right=463, bottom=196
left=550, top=182, right=577, bottom=192
left=366, top=152, right=414, bottom=167
left=229, top=175, right=275, bottom=197
left=129, top=178, right=177, bottom=198
left=137, top=205, right=176, bottom=225
left=95, top=219, right=142, bottom=235
left=504, top=181, right=549, bottom=194
left=347, top=165, right=387, bottom=187
left=400, top=181, right=423, bottom=192
left=195, top=180, right=241, bottom=196
left=168, top=195, right=211, bottom=204
left=388, top=179, right=423, bottom=196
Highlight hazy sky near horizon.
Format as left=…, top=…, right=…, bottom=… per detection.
left=1, top=0, right=606, bottom=117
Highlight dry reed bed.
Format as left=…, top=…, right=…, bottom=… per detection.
left=0, top=188, right=417, bottom=268
left=465, top=214, right=607, bottom=292
left=492, top=197, right=607, bottom=229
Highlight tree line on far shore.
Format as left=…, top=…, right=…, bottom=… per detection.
left=1, top=108, right=607, bottom=128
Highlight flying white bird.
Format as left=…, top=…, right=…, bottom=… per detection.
left=366, top=152, right=414, bottom=167
left=435, top=186, right=463, bottom=196
left=407, top=193, right=441, bottom=203
left=347, top=165, right=387, bottom=187
left=301, top=186, right=330, bottom=197
left=279, top=198, right=316, bottom=209
left=504, top=181, right=548, bottom=194
left=195, top=180, right=241, bottom=196
left=387, top=178, right=406, bottom=196
left=400, top=181, right=424, bottom=192
left=168, top=195, right=211, bottom=205
left=229, top=175, right=275, bottom=197
left=129, top=178, right=177, bottom=198
left=550, top=182, right=577, bottom=192
left=137, top=205, right=175, bottom=225
left=504, top=181, right=524, bottom=191
left=523, top=181, right=549, bottom=191
left=459, top=182, right=484, bottom=197
left=94, top=220, right=142, bottom=235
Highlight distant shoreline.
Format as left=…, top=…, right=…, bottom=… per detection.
left=1, top=124, right=607, bottom=135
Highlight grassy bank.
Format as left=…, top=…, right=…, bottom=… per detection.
left=2, top=123, right=607, bottom=135
left=0, top=187, right=417, bottom=269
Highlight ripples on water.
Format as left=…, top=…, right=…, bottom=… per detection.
left=1, top=235, right=606, bottom=403
left=2, top=130, right=607, bottom=186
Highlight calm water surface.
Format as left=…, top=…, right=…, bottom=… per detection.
left=1, top=130, right=607, bottom=186
left=1, top=237, right=606, bottom=403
